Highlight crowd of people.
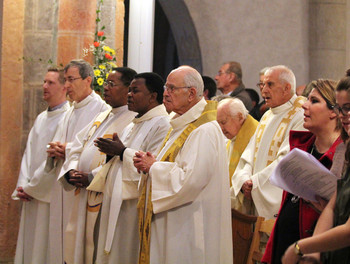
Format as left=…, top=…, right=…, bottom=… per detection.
left=12, top=58, right=350, bottom=264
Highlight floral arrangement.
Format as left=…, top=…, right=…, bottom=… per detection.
left=84, top=0, right=117, bottom=94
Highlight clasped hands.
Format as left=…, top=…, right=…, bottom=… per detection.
left=241, top=179, right=253, bottom=200
left=66, top=170, right=90, bottom=188
left=47, top=141, right=66, bottom=159
left=16, top=186, right=33, bottom=202
left=94, top=133, right=125, bottom=157
left=133, top=151, right=156, bottom=174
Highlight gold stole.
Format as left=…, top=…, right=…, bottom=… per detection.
left=254, top=96, right=305, bottom=166
left=137, top=101, right=217, bottom=264
left=227, top=115, right=259, bottom=186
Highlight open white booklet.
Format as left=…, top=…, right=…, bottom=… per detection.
left=270, top=148, right=337, bottom=202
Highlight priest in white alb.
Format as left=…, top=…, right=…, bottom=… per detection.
left=134, top=66, right=233, bottom=264
left=91, top=72, right=170, bottom=264
left=57, top=67, right=137, bottom=264
left=231, top=65, right=306, bottom=220
left=12, top=68, right=70, bottom=264
left=45, top=59, right=109, bottom=264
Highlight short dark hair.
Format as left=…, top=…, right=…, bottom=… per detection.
left=134, top=72, right=164, bottom=104
left=202, top=76, right=217, bottom=99
left=47, top=67, right=64, bottom=85
left=246, top=88, right=260, bottom=104
left=64, top=59, right=94, bottom=88
left=113, top=67, right=137, bottom=87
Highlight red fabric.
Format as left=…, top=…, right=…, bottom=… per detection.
left=262, top=130, right=342, bottom=263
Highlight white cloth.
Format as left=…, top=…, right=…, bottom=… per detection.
left=231, top=95, right=305, bottom=219
left=147, top=98, right=233, bottom=264
left=47, top=91, right=109, bottom=264
left=61, top=105, right=136, bottom=264
left=12, top=103, right=70, bottom=264
left=95, top=104, right=170, bottom=264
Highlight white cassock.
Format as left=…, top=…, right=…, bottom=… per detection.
left=94, top=104, right=170, bottom=264
left=11, top=102, right=70, bottom=264
left=147, top=99, right=233, bottom=264
left=45, top=91, right=109, bottom=264
left=231, top=95, right=305, bottom=219
left=59, top=105, right=136, bottom=264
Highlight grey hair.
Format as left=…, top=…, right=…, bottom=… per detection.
left=266, top=65, right=296, bottom=94
left=172, top=65, right=204, bottom=98
left=259, top=67, right=270, bottom=76
left=64, top=59, right=94, bottom=88
left=218, top=97, right=248, bottom=120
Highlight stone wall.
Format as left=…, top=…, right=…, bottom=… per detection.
left=0, top=0, right=25, bottom=261
left=0, top=0, right=124, bottom=261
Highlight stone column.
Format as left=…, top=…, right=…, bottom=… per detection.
left=0, top=0, right=25, bottom=261
left=309, top=0, right=347, bottom=80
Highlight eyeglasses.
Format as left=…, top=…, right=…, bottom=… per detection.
left=256, top=82, right=264, bottom=89
left=217, top=71, right=229, bottom=76
left=333, top=104, right=350, bottom=116
left=103, top=81, right=119, bottom=88
left=163, top=85, right=191, bottom=93
left=64, top=77, right=82, bottom=83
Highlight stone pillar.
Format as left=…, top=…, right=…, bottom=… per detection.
left=309, top=0, right=347, bottom=80
left=57, top=0, right=97, bottom=66
left=0, top=0, right=25, bottom=261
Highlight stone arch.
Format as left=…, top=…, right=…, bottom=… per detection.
left=157, top=0, right=202, bottom=73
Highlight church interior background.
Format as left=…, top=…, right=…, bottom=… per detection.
left=0, top=0, right=349, bottom=261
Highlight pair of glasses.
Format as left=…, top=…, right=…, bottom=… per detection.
left=64, top=77, right=82, bottom=83
left=333, top=104, right=350, bottom=116
left=256, top=82, right=264, bottom=89
left=217, top=71, right=229, bottom=76
left=163, top=85, right=191, bottom=93
left=103, top=81, right=118, bottom=88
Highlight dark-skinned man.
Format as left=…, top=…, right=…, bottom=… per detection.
left=90, top=72, right=170, bottom=264
left=58, top=67, right=137, bottom=264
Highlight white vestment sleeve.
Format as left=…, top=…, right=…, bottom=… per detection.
left=151, top=123, right=219, bottom=214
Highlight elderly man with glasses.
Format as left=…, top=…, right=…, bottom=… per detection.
left=134, top=65, right=233, bottom=264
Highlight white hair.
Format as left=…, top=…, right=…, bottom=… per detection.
left=259, top=66, right=270, bottom=76
left=217, top=98, right=248, bottom=120
left=171, top=65, right=204, bottom=98
left=266, top=65, right=296, bottom=94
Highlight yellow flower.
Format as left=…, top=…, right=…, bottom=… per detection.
left=94, top=69, right=101, bottom=76
left=99, top=65, right=106, bottom=70
left=106, top=73, right=109, bottom=79
left=103, top=46, right=116, bottom=55
left=108, top=61, right=117, bottom=67
left=97, top=78, right=104, bottom=86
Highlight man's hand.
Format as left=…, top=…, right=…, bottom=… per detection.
left=47, top=141, right=66, bottom=159
left=68, top=170, right=90, bottom=188
left=242, top=179, right=253, bottom=200
left=16, top=186, right=33, bottom=202
left=133, top=151, right=156, bottom=174
left=94, top=133, right=125, bottom=157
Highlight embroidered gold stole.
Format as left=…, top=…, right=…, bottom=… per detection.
left=253, top=96, right=305, bottom=166
left=137, top=101, right=217, bottom=264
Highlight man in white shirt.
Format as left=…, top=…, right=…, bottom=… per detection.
left=231, top=65, right=305, bottom=220
left=12, top=68, right=69, bottom=264
left=134, top=66, right=233, bottom=264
